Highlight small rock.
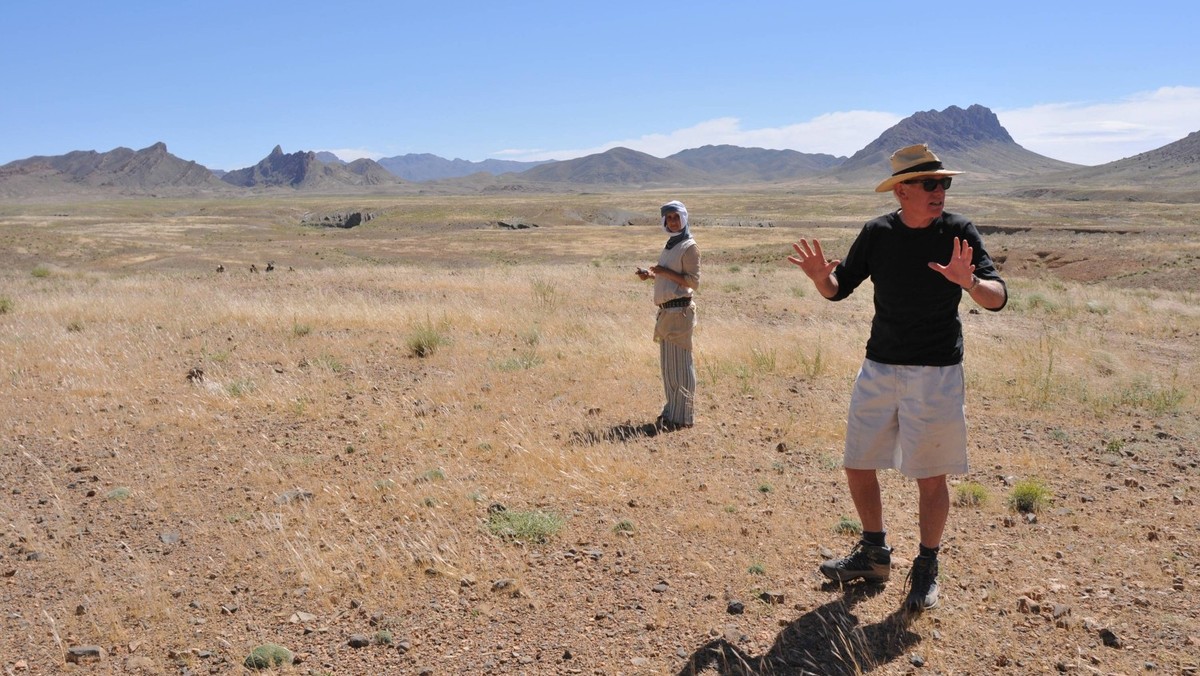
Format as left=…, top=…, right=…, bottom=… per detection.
left=909, top=653, right=926, bottom=667
left=66, top=646, right=105, bottom=664
left=1099, top=628, right=1122, bottom=648
left=759, top=591, right=785, bottom=605
left=727, top=601, right=745, bottom=615
left=348, top=634, right=371, bottom=648
left=275, top=489, right=314, bottom=505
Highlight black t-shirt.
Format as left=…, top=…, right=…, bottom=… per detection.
left=831, top=211, right=1005, bottom=366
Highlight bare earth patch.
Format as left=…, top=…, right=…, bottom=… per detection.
left=1, top=191, right=1197, bottom=674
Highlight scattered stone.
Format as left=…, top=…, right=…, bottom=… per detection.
left=289, top=611, right=317, bottom=624
left=652, top=581, right=669, bottom=593
left=348, top=634, right=371, bottom=648
left=159, top=531, right=180, bottom=545
left=727, top=601, right=745, bottom=615
left=759, top=591, right=785, bottom=605
left=65, top=646, right=105, bottom=664
left=491, top=578, right=515, bottom=592
left=125, top=656, right=155, bottom=671
left=275, top=489, right=314, bottom=505
left=1099, top=628, right=1122, bottom=648
left=909, top=653, right=926, bottom=667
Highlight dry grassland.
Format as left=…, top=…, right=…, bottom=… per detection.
left=1, top=190, right=1198, bottom=674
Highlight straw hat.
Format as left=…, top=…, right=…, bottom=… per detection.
left=874, top=143, right=963, bottom=192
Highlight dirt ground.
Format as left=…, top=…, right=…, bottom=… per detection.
left=1, top=191, right=1198, bottom=675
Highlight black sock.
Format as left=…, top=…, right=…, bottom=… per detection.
left=918, top=544, right=940, bottom=559
left=862, top=531, right=887, bottom=547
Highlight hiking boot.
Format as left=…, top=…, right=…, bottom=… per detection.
left=904, top=556, right=940, bottom=612
left=819, top=541, right=892, bottom=583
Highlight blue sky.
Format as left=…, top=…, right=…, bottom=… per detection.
left=3, top=1, right=1198, bottom=170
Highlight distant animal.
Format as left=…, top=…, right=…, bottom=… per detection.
left=250, top=264, right=258, bottom=273
left=265, top=261, right=275, bottom=272
left=216, top=264, right=225, bottom=273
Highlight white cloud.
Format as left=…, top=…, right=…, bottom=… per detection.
left=496, top=111, right=902, bottom=162
left=997, top=86, right=1200, bottom=165
left=493, top=87, right=1200, bottom=166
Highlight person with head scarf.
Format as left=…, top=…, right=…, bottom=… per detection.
left=636, top=200, right=701, bottom=431
left=787, top=144, right=1008, bottom=614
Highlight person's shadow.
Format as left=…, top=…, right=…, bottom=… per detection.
left=677, top=583, right=921, bottom=675
left=569, top=419, right=681, bottom=445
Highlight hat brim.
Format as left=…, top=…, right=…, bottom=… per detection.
left=875, top=169, right=963, bottom=193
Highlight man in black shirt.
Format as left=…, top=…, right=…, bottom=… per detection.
left=788, top=143, right=1007, bottom=613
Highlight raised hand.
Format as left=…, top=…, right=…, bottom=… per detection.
left=788, top=238, right=839, bottom=282
left=927, top=237, right=975, bottom=288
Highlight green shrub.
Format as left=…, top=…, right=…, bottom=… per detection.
left=0, top=297, right=13, bottom=314
left=834, top=516, right=862, bottom=535
left=954, top=481, right=989, bottom=507
left=486, top=509, right=564, bottom=544
left=244, top=644, right=293, bottom=669
left=31, top=266, right=50, bottom=278
left=1008, top=478, right=1052, bottom=514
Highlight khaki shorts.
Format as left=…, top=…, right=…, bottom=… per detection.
left=843, top=359, right=968, bottom=479
left=654, top=305, right=696, bottom=351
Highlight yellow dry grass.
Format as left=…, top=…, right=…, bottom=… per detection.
left=1, top=190, right=1198, bottom=674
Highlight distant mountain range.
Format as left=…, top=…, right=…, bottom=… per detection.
left=3, top=105, right=1198, bottom=200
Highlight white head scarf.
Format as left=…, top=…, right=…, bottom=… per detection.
left=660, top=200, right=689, bottom=234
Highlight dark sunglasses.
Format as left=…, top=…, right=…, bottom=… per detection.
left=903, top=176, right=952, bottom=192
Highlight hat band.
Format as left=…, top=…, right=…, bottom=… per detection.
left=892, top=160, right=943, bottom=177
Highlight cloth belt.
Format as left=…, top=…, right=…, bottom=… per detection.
left=659, top=297, right=693, bottom=309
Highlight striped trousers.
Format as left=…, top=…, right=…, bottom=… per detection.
left=660, top=339, right=695, bottom=426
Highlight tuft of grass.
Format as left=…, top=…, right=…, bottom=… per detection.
left=748, top=562, right=766, bottom=576
left=613, top=519, right=635, bottom=535
left=485, top=509, right=564, bottom=544
left=0, top=296, right=12, bottom=314
left=292, top=322, right=312, bottom=337
left=416, top=467, right=445, bottom=483
left=757, top=483, right=773, bottom=494
left=750, top=347, right=777, bottom=374
left=226, top=379, right=255, bottom=397
left=495, top=350, right=542, bottom=372
left=799, top=346, right=825, bottom=379
left=407, top=316, right=448, bottom=358
left=1008, top=478, right=1052, bottom=514
left=66, top=319, right=84, bottom=333
left=31, top=265, right=51, bottom=278
left=834, top=515, right=862, bottom=535
left=954, top=481, right=989, bottom=508
left=106, top=487, right=132, bottom=501
left=531, top=278, right=558, bottom=307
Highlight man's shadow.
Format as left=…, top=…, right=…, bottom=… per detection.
left=569, top=419, right=681, bottom=445
left=677, top=583, right=920, bottom=676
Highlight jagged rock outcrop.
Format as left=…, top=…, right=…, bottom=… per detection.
left=833, top=104, right=1079, bottom=183
left=300, top=210, right=375, bottom=229
left=221, top=146, right=402, bottom=190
